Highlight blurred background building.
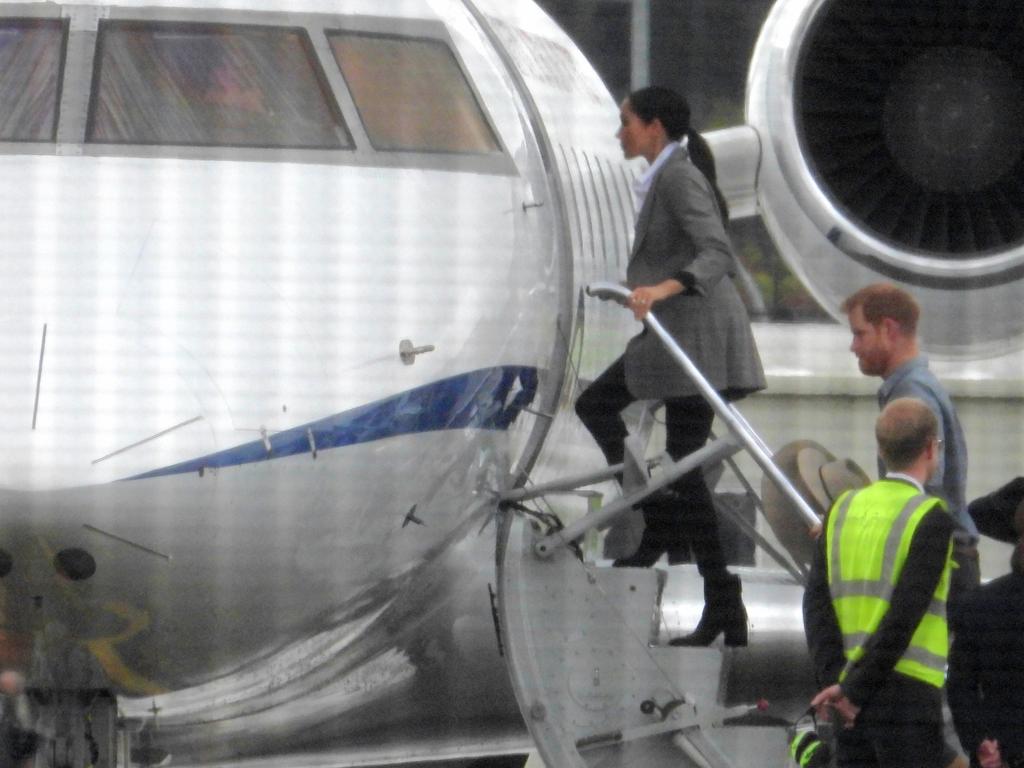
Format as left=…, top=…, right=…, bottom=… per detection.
left=537, top=0, right=773, bottom=126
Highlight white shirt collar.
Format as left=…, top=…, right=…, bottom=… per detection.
left=884, top=472, right=925, bottom=494
left=632, top=139, right=684, bottom=218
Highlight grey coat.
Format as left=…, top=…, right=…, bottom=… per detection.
left=624, top=148, right=766, bottom=400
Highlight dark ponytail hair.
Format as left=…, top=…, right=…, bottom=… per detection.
left=627, top=86, right=729, bottom=224
left=628, top=86, right=691, bottom=141
left=686, top=130, right=729, bottom=224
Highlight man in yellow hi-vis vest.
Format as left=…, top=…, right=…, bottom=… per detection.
left=804, top=398, right=955, bottom=767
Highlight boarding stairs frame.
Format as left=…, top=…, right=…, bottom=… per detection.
left=494, top=282, right=822, bottom=768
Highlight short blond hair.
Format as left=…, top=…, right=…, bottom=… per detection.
left=876, top=398, right=937, bottom=471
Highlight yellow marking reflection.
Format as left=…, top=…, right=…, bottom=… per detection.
left=34, top=537, right=167, bottom=695
left=85, top=602, right=165, bottom=696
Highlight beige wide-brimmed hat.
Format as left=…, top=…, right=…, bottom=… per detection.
left=761, top=440, right=871, bottom=569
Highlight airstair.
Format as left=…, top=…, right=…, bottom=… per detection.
left=494, top=282, right=828, bottom=767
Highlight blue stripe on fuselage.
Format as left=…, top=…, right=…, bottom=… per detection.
left=126, top=366, right=538, bottom=481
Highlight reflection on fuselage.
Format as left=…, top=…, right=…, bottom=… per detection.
left=0, top=0, right=614, bottom=764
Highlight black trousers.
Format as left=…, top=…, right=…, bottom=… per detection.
left=574, top=356, right=727, bottom=575
left=835, top=675, right=946, bottom=768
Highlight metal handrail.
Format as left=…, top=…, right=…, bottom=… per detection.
left=531, top=282, right=820, bottom=560
left=585, top=281, right=820, bottom=529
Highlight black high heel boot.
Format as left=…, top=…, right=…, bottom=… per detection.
left=669, top=572, right=748, bottom=647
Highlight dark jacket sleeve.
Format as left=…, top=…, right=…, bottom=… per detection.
left=840, top=507, right=954, bottom=707
left=803, top=531, right=847, bottom=687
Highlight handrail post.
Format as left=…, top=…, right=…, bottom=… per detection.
left=533, top=436, right=742, bottom=558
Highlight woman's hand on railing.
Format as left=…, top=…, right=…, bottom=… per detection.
left=629, top=279, right=684, bottom=321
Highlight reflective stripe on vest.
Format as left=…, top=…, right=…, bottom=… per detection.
left=825, top=484, right=951, bottom=689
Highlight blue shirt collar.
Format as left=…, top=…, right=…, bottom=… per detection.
left=878, top=355, right=929, bottom=402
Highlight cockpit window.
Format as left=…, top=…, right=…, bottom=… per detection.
left=0, top=19, right=65, bottom=142
left=88, top=22, right=352, bottom=149
left=327, top=32, right=500, bottom=155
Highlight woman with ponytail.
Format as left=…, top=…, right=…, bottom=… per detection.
left=575, top=86, right=765, bottom=646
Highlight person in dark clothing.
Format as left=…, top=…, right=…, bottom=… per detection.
left=574, top=85, right=765, bottom=648
left=948, top=536, right=1024, bottom=768
left=0, top=671, right=35, bottom=768
left=804, top=398, right=955, bottom=767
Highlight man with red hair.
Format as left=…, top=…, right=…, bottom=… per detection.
left=841, top=283, right=979, bottom=607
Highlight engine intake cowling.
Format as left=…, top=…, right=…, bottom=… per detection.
left=747, top=0, right=1024, bottom=357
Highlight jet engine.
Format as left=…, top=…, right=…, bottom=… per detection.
left=745, top=0, right=1024, bottom=357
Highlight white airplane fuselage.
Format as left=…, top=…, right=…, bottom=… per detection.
left=0, top=0, right=648, bottom=761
